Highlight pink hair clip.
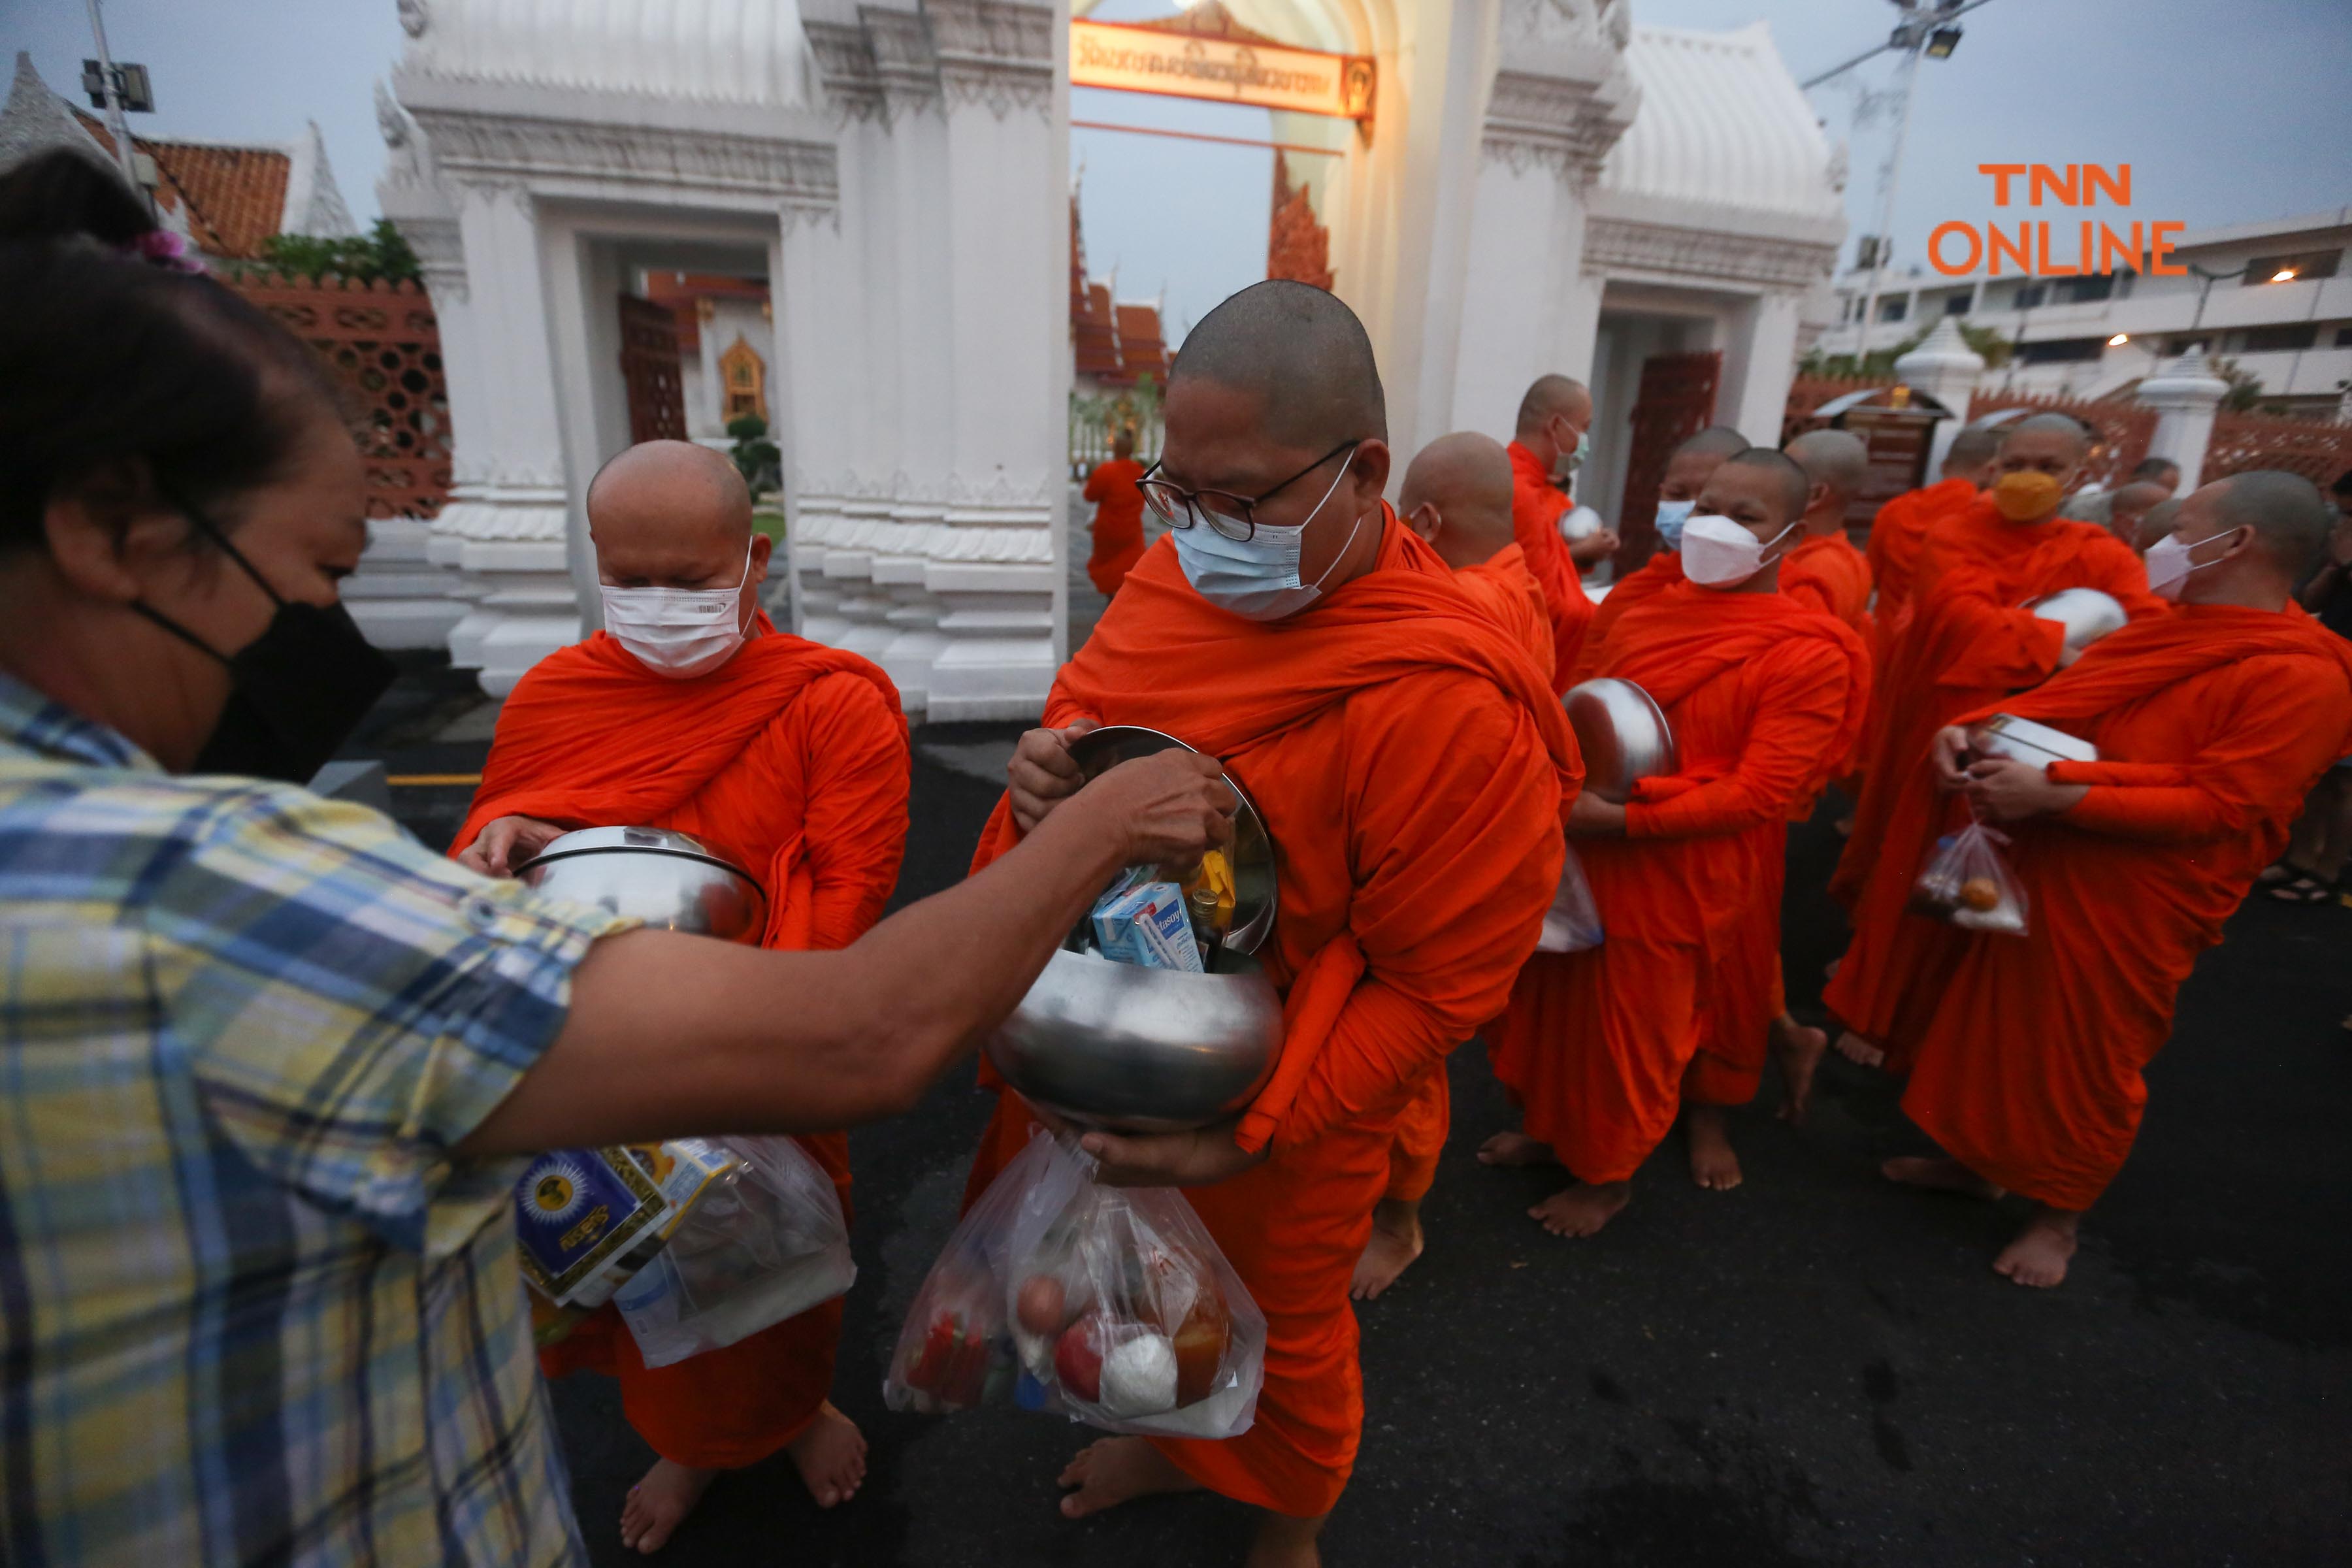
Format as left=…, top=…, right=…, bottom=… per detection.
left=125, top=229, right=206, bottom=275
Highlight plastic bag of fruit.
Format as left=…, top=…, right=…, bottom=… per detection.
left=1908, top=818, right=2028, bottom=936
left=881, top=1129, right=1048, bottom=1415
left=997, top=1130, right=1265, bottom=1440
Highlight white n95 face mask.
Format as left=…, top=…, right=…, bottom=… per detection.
left=1172, top=455, right=1364, bottom=622
left=2142, top=526, right=2242, bottom=602
left=600, top=542, right=754, bottom=678
left=1682, top=514, right=1797, bottom=590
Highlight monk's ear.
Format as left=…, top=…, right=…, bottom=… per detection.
left=1407, top=502, right=1442, bottom=546
left=1350, top=439, right=1392, bottom=503
left=747, top=531, right=774, bottom=584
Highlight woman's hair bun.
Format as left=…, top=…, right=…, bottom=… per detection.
left=0, top=147, right=155, bottom=249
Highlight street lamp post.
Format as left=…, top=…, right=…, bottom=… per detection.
left=82, top=0, right=141, bottom=193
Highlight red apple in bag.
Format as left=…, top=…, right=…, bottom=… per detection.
left=1054, top=1315, right=1106, bottom=1403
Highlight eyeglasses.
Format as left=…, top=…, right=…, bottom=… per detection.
left=1137, top=439, right=1362, bottom=542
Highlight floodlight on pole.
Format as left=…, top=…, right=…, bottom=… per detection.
left=2271, top=269, right=2298, bottom=282
left=1925, top=27, right=1963, bottom=58
left=82, top=0, right=143, bottom=197
left=2108, top=333, right=2129, bottom=346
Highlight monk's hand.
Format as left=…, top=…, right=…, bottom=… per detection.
left=1569, top=528, right=1620, bottom=567
left=1071, top=751, right=1237, bottom=868
left=1963, top=757, right=2089, bottom=822
left=1566, top=791, right=1627, bottom=838
left=456, top=814, right=566, bottom=877
left=1075, top=1121, right=1267, bottom=1188
left=1008, top=719, right=1100, bottom=832
left=1931, top=726, right=1975, bottom=791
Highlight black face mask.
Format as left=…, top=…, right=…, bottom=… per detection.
left=131, top=506, right=396, bottom=785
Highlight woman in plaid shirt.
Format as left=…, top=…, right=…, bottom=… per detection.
left=0, top=150, right=1233, bottom=1567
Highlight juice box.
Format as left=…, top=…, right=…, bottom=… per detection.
left=1090, top=880, right=1205, bottom=973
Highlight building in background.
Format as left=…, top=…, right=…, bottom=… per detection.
left=1814, top=207, right=2352, bottom=418
left=0, top=52, right=354, bottom=261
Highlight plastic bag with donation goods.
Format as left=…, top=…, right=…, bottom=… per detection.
left=885, top=1128, right=1267, bottom=1441
left=1909, top=819, right=2029, bottom=936
left=612, top=1136, right=856, bottom=1369
left=1533, top=843, right=1604, bottom=953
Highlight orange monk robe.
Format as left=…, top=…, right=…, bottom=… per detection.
left=1780, top=531, right=1874, bottom=640
left=1494, top=581, right=1867, bottom=1168
left=1083, top=457, right=1149, bottom=596
left=1895, top=607, right=2352, bottom=1208
left=1384, top=543, right=1558, bottom=1204
left=453, top=613, right=909, bottom=1470
left=962, top=517, right=1580, bottom=1516
left=1854, top=478, right=1979, bottom=778
left=1569, top=552, right=1688, bottom=685
left=1825, top=498, right=2165, bottom=1073
left=1507, top=440, right=1598, bottom=692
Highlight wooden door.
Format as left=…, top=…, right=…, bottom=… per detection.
left=1616, top=350, right=1722, bottom=571
left=617, top=293, right=688, bottom=444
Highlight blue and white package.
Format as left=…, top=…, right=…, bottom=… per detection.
left=1090, top=881, right=1204, bottom=973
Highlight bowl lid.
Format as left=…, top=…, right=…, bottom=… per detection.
left=1066, top=725, right=1278, bottom=955
left=515, top=825, right=765, bottom=895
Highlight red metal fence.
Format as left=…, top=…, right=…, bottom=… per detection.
left=223, top=272, right=452, bottom=519
left=2202, top=412, right=2352, bottom=487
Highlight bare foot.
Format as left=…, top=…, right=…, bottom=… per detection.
left=1833, top=1029, right=1884, bottom=1068
left=1529, top=1181, right=1629, bottom=1237
left=784, top=1400, right=866, bottom=1509
left=1684, top=1105, right=1742, bottom=1191
left=1881, top=1155, right=2003, bottom=1200
left=1350, top=1198, right=1425, bottom=1301
left=619, top=1458, right=717, bottom=1555
left=1993, top=1206, right=2080, bottom=1288
left=1058, top=1435, right=1201, bottom=1519
left=1834, top=814, right=1855, bottom=838
left=1477, top=1130, right=1554, bottom=1168
left=1771, top=1014, right=1829, bottom=1124
left=1247, top=1511, right=1328, bottom=1567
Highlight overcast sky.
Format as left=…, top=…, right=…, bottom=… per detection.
left=7, top=0, right=2347, bottom=338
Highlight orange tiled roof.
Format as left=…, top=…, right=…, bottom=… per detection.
left=1114, top=303, right=1169, bottom=381
left=73, top=108, right=289, bottom=259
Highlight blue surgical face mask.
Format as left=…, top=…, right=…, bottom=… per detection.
left=1171, top=453, right=1366, bottom=621
left=1654, top=497, right=1697, bottom=549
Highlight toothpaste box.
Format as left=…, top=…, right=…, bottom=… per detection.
left=1090, top=880, right=1205, bottom=973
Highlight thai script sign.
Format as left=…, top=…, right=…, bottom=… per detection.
left=1071, top=19, right=1375, bottom=123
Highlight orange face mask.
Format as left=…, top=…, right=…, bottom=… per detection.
left=1992, top=470, right=2064, bottom=521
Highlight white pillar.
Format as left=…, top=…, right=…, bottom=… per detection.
left=439, top=180, right=578, bottom=696
left=1895, top=316, right=1986, bottom=472
left=1722, top=290, right=1804, bottom=446
left=2136, top=353, right=2230, bottom=493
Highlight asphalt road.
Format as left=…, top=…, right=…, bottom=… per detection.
left=369, top=676, right=2352, bottom=1567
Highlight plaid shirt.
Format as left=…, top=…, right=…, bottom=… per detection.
left=0, top=674, right=629, bottom=1567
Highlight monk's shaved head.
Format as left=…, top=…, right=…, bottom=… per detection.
left=586, top=438, right=768, bottom=598
left=1401, top=431, right=1517, bottom=570
left=2135, top=495, right=2183, bottom=551
left=1785, top=429, right=1869, bottom=501
left=1942, top=421, right=2005, bottom=486
left=1720, top=448, right=1812, bottom=521
left=1676, top=426, right=1753, bottom=463
left=2204, top=469, right=2334, bottom=579
left=2130, top=456, right=2181, bottom=491
left=2008, top=412, right=2092, bottom=461
left=2107, top=480, right=2171, bottom=520
left=1515, top=374, right=1592, bottom=437
left=1169, top=280, right=1386, bottom=448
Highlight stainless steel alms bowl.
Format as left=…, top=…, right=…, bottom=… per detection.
left=516, top=826, right=767, bottom=943
left=983, top=725, right=1284, bottom=1132
left=1968, top=713, right=2099, bottom=768
left=1562, top=678, right=1678, bottom=805
left=2025, top=587, right=2128, bottom=654
left=985, top=946, right=1284, bottom=1133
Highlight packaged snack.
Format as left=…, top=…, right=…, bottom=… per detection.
left=1090, top=880, right=1205, bottom=973
left=1910, top=819, right=2029, bottom=936
left=514, top=1149, right=671, bottom=1309
left=613, top=1135, right=855, bottom=1369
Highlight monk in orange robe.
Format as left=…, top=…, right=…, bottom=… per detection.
left=1865, top=421, right=2002, bottom=649
left=451, top=442, right=909, bottom=1553
left=1505, top=374, right=1609, bottom=687
left=1779, top=429, right=1876, bottom=636
left=1084, top=428, right=1150, bottom=596
left=1484, top=449, right=1867, bottom=1232
left=1825, top=414, right=2168, bottom=1081
left=966, top=284, right=1580, bottom=1566
left=1325, top=431, right=1563, bottom=1302
left=1877, top=472, right=2352, bottom=1286
left=1569, top=425, right=1754, bottom=683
